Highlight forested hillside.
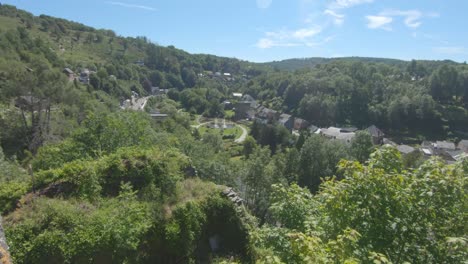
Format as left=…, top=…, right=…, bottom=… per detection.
left=248, top=59, right=468, bottom=141
left=0, top=4, right=466, bottom=263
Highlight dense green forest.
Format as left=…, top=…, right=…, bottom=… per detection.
left=0, top=4, right=466, bottom=264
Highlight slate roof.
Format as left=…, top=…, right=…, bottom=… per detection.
left=367, top=125, right=384, bottom=137
left=321, top=127, right=342, bottom=138
left=397, top=145, right=416, bottom=154
left=308, top=125, right=319, bottom=133
left=336, top=132, right=356, bottom=143
left=435, top=141, right=456, bottom=150
left=278, top=113, right=292, bottom=125
left=458, top=140, right=468, bottom=152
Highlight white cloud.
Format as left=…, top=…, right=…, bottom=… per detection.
left=257, top=0, right=272, bottom=9
left=106, top=1, right=156, bottom=11
left=329, top=0, right=374, bottom=10
left=367, top=9, right=439, bottom=30
left=293, top=27, right=322, bottom=39
left=433, top=46, right=467, bottom=55
left=324, top=9, right=345, bottom=25
left=366, top=15, right=393, bottom=30
left=323, top=0, right=374, bottom=26
left=255, top=26, right=326, bottom=49
left=381, top=10, right=422, bottom=28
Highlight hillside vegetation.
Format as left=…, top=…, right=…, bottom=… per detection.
left=0, top=4, right=466, bottom=263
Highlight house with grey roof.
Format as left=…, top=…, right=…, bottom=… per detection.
left=293, top=118, right=310, bottom=131
left=397, top=145, right=416, bottom=155
left=320, top=127, right=342, bottom=139
left=336, top=132, right=356, bottom=144
left=278, top=113, right=294, bottom=131
left=308, top=125, right=319, bottom=133
left=367, top=125, right=385, bottom=145
left=435, top=141, right=456, bottom=151
left=457, top=140, right=468, bottom=153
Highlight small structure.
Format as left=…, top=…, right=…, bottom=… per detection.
left=151, top=87, right=168, bottom=96
left=241, top=94, right=256, bottom=103
left=256, top=106, right=279, bottom=124
left=397, top=145, right=416, bottom=155
left=445, top=150, right=466, bottom=162
left=234, top=101, right=254, bottom=120
left=320, top=127, right=342, bottom=139
left=367, top=125, right=385, bottom=145
left=63, top=68, right=75, bottom=81
left=336, top=132, right=356, bottom=144
left=293, top=118, right=310, bottom=131
left=232, top=92, right=243, bottom=98
left=340, top=127, right=358, bottom=133
left=421, top=148, right=433, bottom=156
left=457, top=140, right=468, bottom=153
left=222, top=100, right=233, bottom=110
left=135, top=59, right=145, bottom=66
left=308, top=125, right=319, bottom=133
left=278, top=113, right=294, bottom=131
left=383, top=138, right=397, bottom=146
left=79, top=69, right=90, bottom=84
left=149, top=113, right=168, bottom=121
left=435, top=141, right=456, bottom=151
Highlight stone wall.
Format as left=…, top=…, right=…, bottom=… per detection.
left=0, top=217, right=11, bottom=264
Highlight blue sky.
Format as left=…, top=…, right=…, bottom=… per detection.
left=2, top=0, right=467, bottom=62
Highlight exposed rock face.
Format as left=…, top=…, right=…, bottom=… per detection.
left=0, top=216, right=11, bottom=264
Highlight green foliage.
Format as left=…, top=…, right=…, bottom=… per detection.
left=298, top=134, right=349, bottom=193
left=0, top=146, right=30, bottom=214
left=34, top=147, right=189, bottom=199
left=269, top=184, right=314, bottom=230
left=350, top=131, right=374, bottom=163
left=72, top=111, right=158, bottom=157
left=4, top=195, right=152, bottom=264
left=253, top=148, right=467, bottom=263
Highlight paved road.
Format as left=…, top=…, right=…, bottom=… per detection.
left=234, top=124, right=248, bottom=143
left=129, top=96, right=150, bottom=111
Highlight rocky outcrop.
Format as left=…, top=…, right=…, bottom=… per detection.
left=0, top=216, right=11, bottom=264
left=222, top=187, right=244, bottom=205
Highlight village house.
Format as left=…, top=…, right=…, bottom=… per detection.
left=336, top=132, right=356, bottom=144
left=319, top=126, right=356, bottom=143
left=458, top=140, right=468, bottom=153
left=293, top=118, right=310, bottom=131
left=149, top=113, right=168, bottom=121
left=151, top=87, right=169, bottom=96
left=308, top=125, right=319, bottom=133
left=79, top=69, right=91, bottom=84
left=233, top=94, right=257, bottom=121
left=435, top=140, right=456, bottom=151
left=134, top=59, right=145, bottom=66
left=222, top=100, right=233, bottom=110
left=232, top=92, right=243, bottom=98
left=397, top=144, right=416, bottom=155
left=278, top=113, right=294, bottom=131
left=320, top=127, right=342, bottom=139
left=63, top=68, right=75, bottom=81
left=255, top=106, right=279, bottom=124
left=340, top=127, right=358, bottom=133
left=367, top=125, right=385, bottom=145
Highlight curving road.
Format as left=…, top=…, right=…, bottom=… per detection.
left=234, top=124, right=248, bottom=143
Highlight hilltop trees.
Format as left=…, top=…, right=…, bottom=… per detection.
left=252, top=148, right=467, bottom=263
